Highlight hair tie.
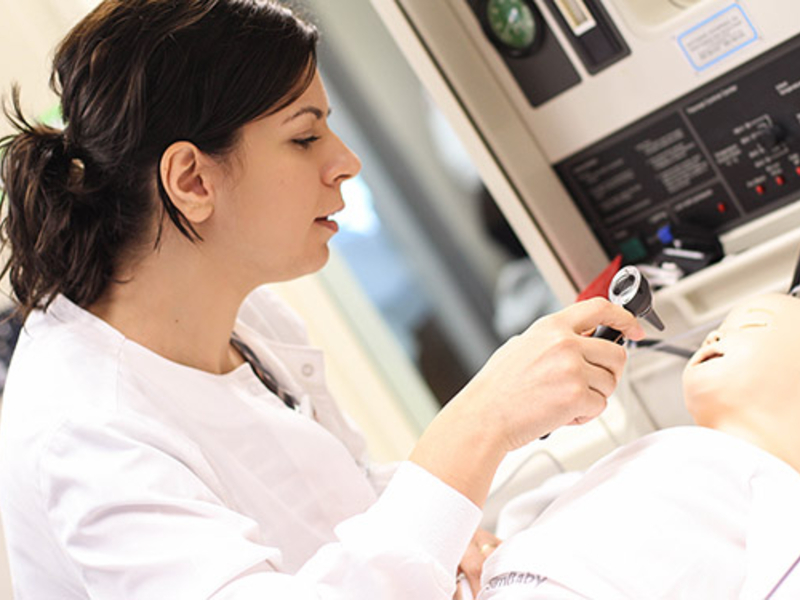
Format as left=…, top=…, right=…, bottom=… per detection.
left=60, top=135, right=87, bottom=187
left=68, top=157, right=86, bottom=185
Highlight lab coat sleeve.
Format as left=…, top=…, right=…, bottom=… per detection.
left=40, top=415, right=481, bottom=600
left=365, top=460, right=400, bottom=496
left=212, top=462, right=481, bottom=600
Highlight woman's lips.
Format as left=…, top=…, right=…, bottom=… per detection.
left=315, top=217, right=339, bottom=233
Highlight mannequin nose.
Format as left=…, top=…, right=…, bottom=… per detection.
left=702, top=330, right=721, bottom=346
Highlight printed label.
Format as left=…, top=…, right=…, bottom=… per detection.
left=677, top=5, right=757, bottom=71
left=484, top=571, right=547, bottom=591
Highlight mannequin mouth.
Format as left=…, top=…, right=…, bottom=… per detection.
left=693, top=347, right=724, bottom=366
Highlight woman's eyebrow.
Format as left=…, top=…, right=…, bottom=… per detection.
left=282, top=105, right=333, bottom=124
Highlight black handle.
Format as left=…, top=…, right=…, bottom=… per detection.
left=593, top=324, right=625, bottom=345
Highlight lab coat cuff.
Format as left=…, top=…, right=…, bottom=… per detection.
left=343, top=461, right=482, bottom=579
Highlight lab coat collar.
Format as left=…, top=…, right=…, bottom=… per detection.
left=232, top=320, right=323, bottom=418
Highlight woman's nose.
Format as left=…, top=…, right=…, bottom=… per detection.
left=327, top=135, right=362, bottom=186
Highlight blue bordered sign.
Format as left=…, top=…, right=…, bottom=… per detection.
left=677, top=4, right=758, bottom=72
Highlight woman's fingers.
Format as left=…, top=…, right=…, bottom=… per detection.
left=557, top=297, right=646, bottom=340
left=581, top=335, right=628, bottom=380
left=564, top=331, right=628, bottom=421
left=457, top=529, right=502, bottom=597
left=513, top=310, right=631, bottom=433
left=585, top=362, right=618, bottom=402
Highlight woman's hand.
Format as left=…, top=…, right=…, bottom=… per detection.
left=411, top=298, right=645, bottom=508
left=461, top=297, right=646, bottom=452
left=455, top=528, right=502, bottom=598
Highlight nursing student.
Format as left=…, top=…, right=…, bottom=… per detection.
left=0, top=1, right=643, bottom=598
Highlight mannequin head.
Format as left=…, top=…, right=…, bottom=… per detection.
left=683, top=293, right=800, bottom=456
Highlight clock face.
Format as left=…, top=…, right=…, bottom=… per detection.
left=485, top=0, right=539, bottom=55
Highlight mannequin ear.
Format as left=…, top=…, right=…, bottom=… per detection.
left=159, top=141, right=218, bottom=225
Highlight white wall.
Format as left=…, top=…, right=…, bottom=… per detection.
left=0, top=0, right=97, bottom=136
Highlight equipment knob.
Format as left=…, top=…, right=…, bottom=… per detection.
left=754, top=124, right=786, bottom=149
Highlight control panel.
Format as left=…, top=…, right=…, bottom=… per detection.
left=555, top=33, right=800, bottom=265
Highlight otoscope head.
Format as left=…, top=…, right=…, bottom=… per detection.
left=608, top=266, right=665, bottom=332
left=641, top=307, right=665, bottom=331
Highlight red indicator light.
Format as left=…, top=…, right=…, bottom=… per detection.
left=717, top=202, right=727, bottom=214
left=756, top=184, right=766, bottom=195
left=796, top=166, right=800, bottom=176
left=776, top=175, right=786, bottom=186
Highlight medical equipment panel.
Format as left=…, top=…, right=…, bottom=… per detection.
left=557, top=34, right=800, bottom=266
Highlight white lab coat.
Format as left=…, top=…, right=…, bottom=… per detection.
left=0, top=288, right=480, bottom=599
left=479, top=427, right=800, bottom=600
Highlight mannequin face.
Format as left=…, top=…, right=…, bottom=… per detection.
left=683, top=293, right=800, bottom=428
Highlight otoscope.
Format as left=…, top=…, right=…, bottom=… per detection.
left=593, top=265, right=665, bottom=342
left=541, top=266, right=664, bottom=440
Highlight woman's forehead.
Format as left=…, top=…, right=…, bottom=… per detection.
left=276, top=70, right=327, bottom=116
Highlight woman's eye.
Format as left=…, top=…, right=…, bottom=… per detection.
left=293, top=135, right=321, bottom=149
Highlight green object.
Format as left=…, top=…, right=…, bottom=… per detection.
left=618, top=237, right=647, bottom=263
left=485, top=0, right=538, bottom=52
left=40, top=104, right=63, bottom=127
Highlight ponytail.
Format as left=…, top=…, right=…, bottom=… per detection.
left=1, top=87, right=126, bottom=316
left=0, top=0, right=318, bottom=319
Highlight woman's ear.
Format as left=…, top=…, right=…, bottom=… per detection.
left=159, top=141, right=219, bottom=224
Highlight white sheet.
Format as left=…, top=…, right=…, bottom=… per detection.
left=480, top=427, right=800, bottom=599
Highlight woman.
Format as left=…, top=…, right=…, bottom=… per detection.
left=0, top=1, right=643, bottom=598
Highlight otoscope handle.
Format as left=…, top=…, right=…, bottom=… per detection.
left=593, top=324, right=625, bottom=345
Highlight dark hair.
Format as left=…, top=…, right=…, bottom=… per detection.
left=0, top=0, right=318, bottom=317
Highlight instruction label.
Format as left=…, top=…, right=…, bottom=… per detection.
left=678, top=5, right=757, bottom=72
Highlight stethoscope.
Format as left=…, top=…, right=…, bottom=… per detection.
left=788, top=246, right=800, bottom=298
left=766, top=554, right=800, bottom=598
left=766, top=251, right=800, bottom=597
